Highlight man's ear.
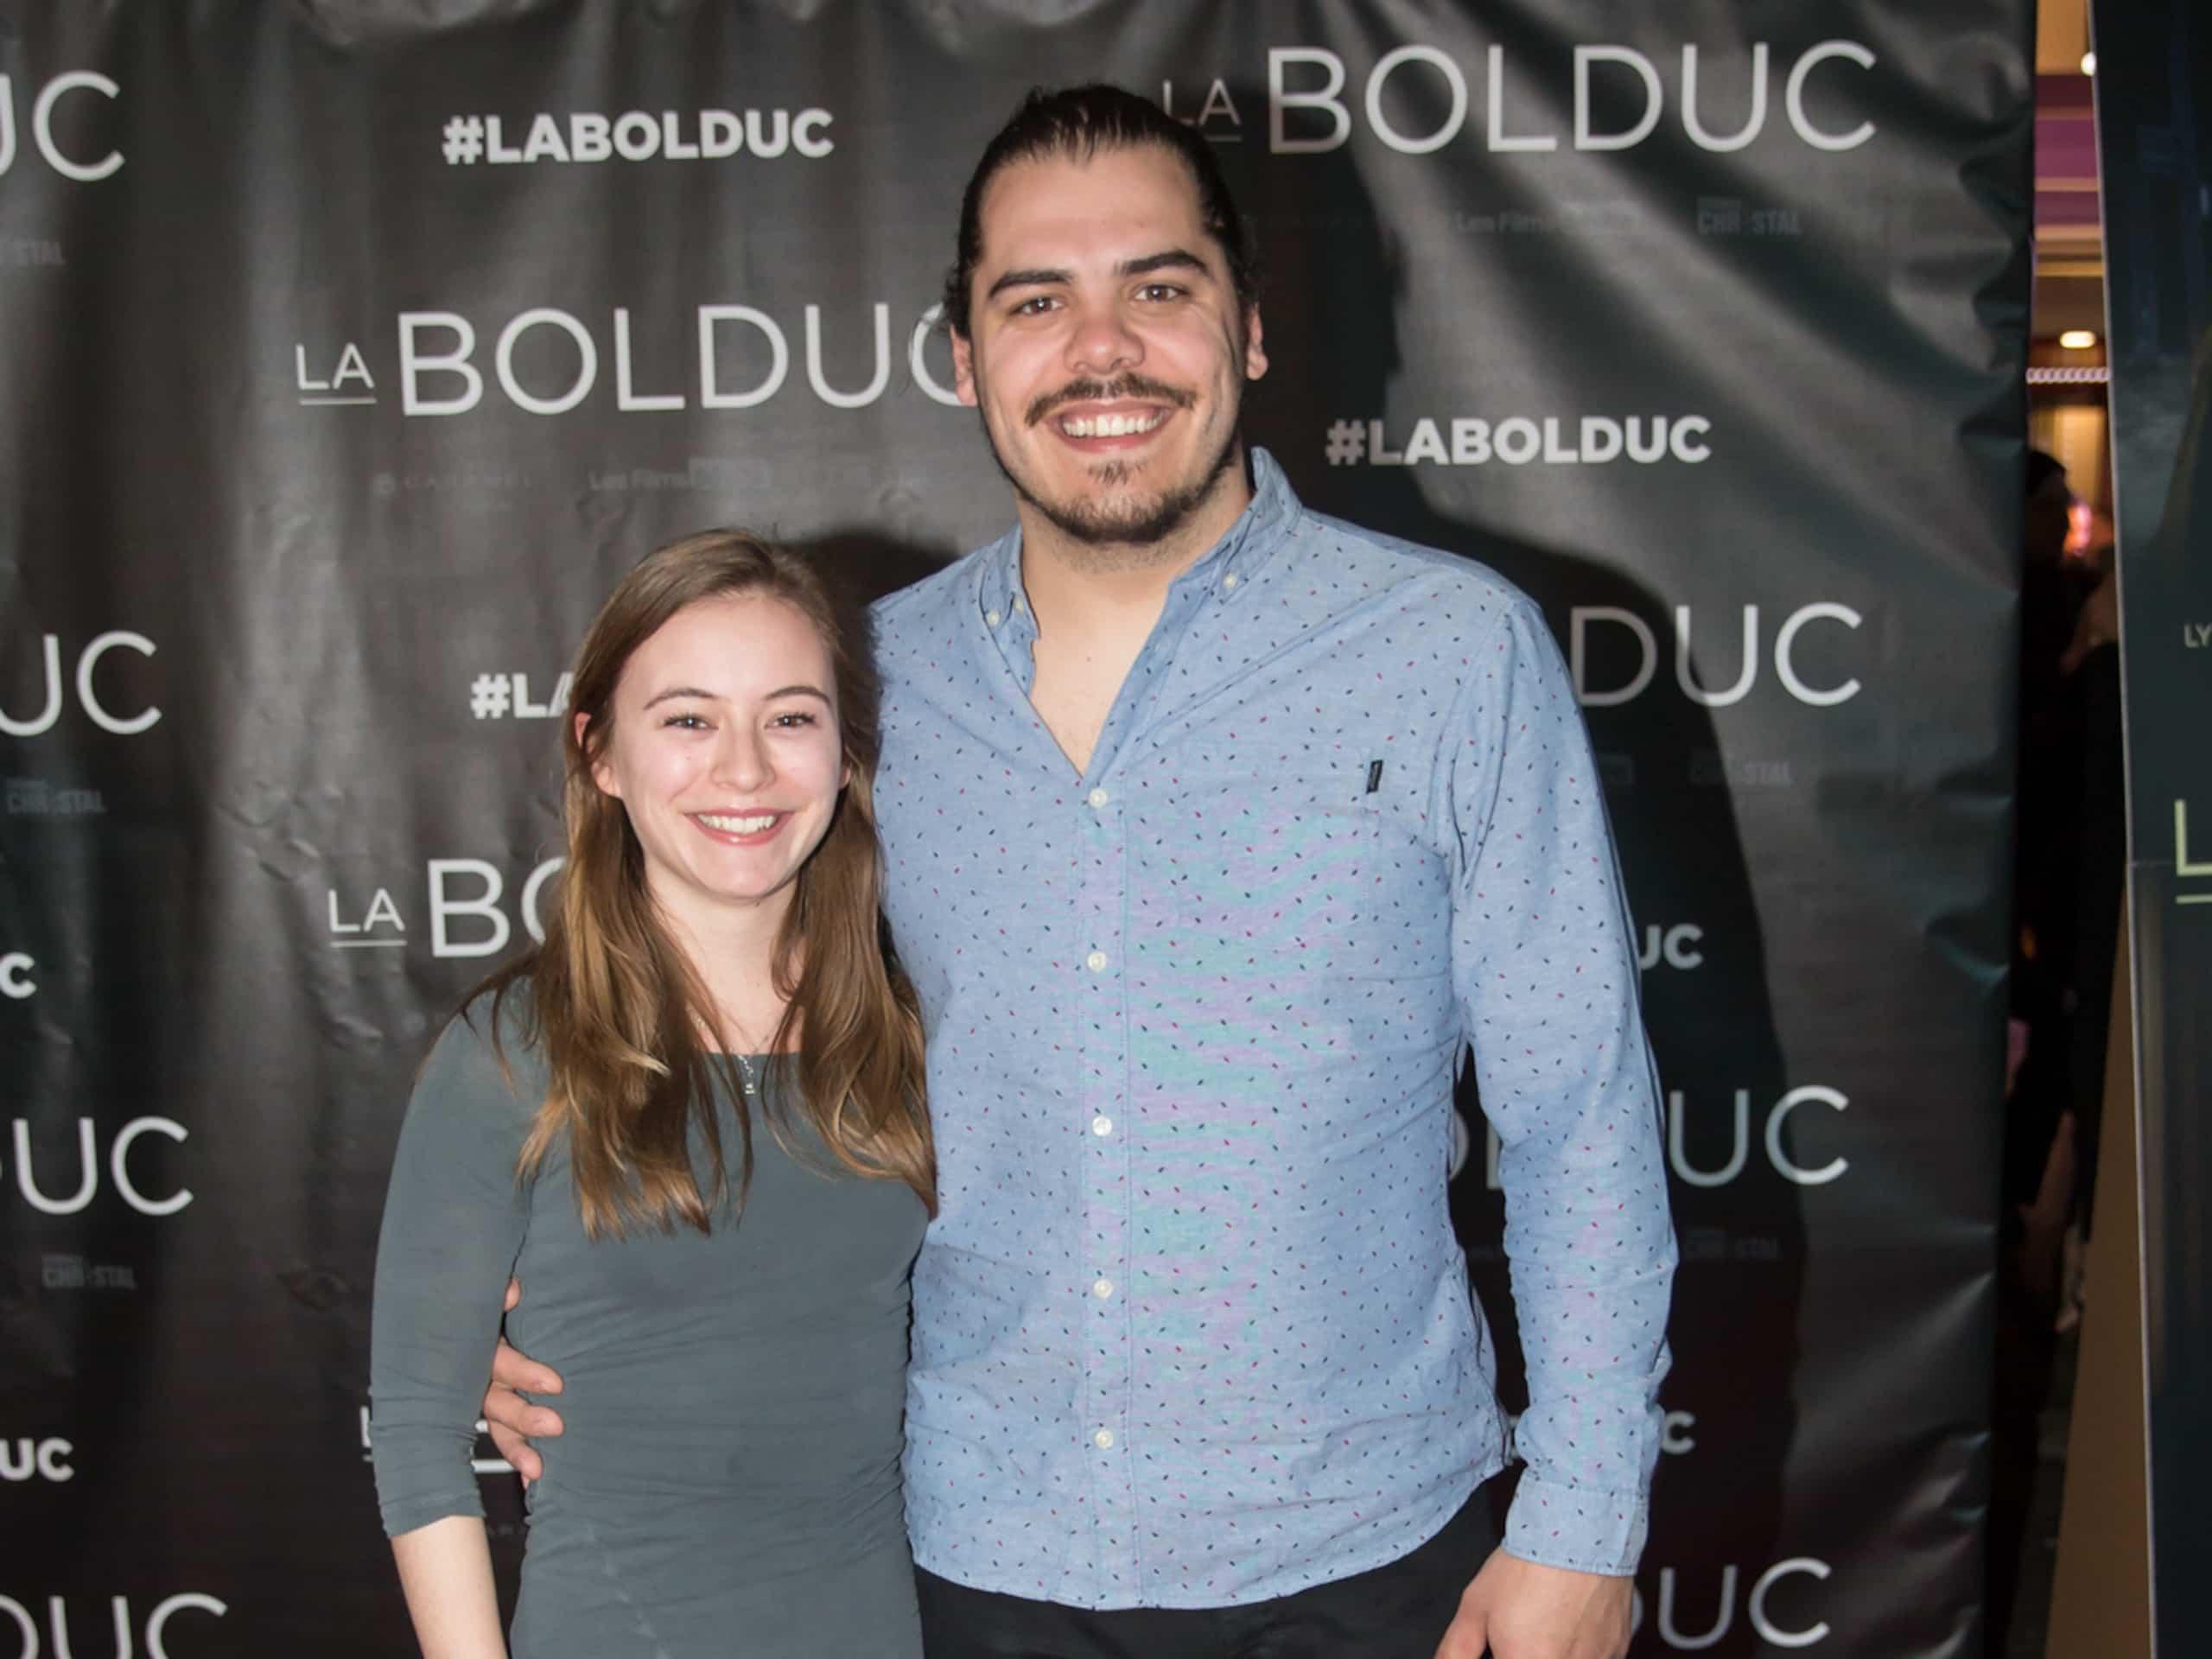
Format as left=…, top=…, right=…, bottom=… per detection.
left=576, top=711, right=619, bottom=798
left=952, top=327, right=980, bottom=407
left=1242, top=304, right=1268, bottom=383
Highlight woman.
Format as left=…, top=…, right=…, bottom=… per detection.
left=369, top=531, right=933, bottom=1659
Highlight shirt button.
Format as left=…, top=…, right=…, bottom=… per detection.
left=1222, top=572, right=1240, bottom=591
left=1085, top=950, right=1109, bottom=974
left=1093, top=1429, right=1115, bottom=1450
left=1014, top=594, right=1028, bottom=613
left=1088, top=787, right=1110, bottom=809
left=985, top=608, right=1002, bottom=627
left=1091, top=1115, right=1113, bottom=1136
left=1092, top=1277, right=1115, bottom=1299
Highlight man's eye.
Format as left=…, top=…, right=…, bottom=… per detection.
left=1011, top=295, right=1058, bottom=316
left=1136, top=283, right=1186, bottom=302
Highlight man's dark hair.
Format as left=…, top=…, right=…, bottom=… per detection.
left=942, top=83, right=1257, bottom=340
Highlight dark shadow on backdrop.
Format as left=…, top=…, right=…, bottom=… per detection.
left=1230, top=132, right=1802, bottom=1651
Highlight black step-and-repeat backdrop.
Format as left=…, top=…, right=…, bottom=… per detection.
left=0, top=5, right=2030, bottom=1655
left=2095, top=3, right=2212, bottom=1652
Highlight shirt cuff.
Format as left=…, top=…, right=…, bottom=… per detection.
left=1501, top=1471, right=1648, bottom=1575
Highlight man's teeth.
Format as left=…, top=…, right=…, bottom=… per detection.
left=698, top=812, right=778, bottom=834
left=1061, top=410, right=1166, bottom=438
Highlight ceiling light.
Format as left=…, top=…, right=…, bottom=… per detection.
left=2058, top=329, right=2098, bottom=350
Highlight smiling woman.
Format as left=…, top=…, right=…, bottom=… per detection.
left=367, top=530, right=933, bottom=1659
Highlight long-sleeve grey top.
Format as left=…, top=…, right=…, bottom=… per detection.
left=369, top=1000, right=927, bottom=1658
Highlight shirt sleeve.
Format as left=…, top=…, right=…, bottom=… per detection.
left=1446, top=594, right=1676, bottom=1575
left=368, top=1007, right=535, bottom=1538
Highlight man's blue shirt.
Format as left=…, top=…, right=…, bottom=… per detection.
left=874, top=450, right=1675, bottom=1609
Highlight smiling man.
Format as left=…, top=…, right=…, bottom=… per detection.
left=487, top=84, right=1673, bottom=1659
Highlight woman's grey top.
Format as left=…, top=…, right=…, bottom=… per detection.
left=369, top=1001, right=927, bottom=1659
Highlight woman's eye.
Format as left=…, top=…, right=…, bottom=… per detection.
left=663, top=713, right=708, bottom=730
left=771, top=712, right=817, bottom=729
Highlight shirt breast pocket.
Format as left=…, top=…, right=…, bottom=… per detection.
left=1161, top=764, right=1397, bottom=976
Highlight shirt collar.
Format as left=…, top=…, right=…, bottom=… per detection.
left=976, top=446, right=1303, bottom=626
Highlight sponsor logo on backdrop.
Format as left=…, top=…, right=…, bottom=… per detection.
left=0, top=632, right=161, bottom=736
left=2177, top=797, right=2211, bottom=908
left=1, top=237, right=64, bottom=267
left=1629, top=1559, right=1833, bottom=1649
left=1697, top=196, right=1804, bottom=238
left=0, top=72, right=124, bottom=181
left=327, top=858, right=565, bottom=957
left=1453, top=1084, right=1852, bottom=1190
left=40, top=1254, right=137, bottom=1291
left=2185, top=620, right=2211, bottom=649
left=5, top=1117, right=191, bottom=1216
left=359, top=1404, right=512, bottom=1476
left=1570, top=603, right=1863, bottom=709
left=1324, top=415, right=1711, bottom=468
left=3, top=779, right=105, bottom=818
left=0, top=954, right=33, bottom=999
left=439, top=107, right=833, bottom=168
left=0, top=1438, right=72, bottom=1483
left=1262, top=41, right=1875, bottom=157
left=294, top=301, right=963, bottom=416
left=0, top=1593, right=225, bottom=1658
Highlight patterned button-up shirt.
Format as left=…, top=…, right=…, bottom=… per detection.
left=874, top=449, right=1674, bottom=1611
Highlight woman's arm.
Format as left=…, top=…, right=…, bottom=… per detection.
left=391, top=1516, right=507, bottom=1659
left=370, top=1009, right=536, bottom=1651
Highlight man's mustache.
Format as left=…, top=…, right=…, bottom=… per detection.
left=1026, top=376, right=1197, bottom=428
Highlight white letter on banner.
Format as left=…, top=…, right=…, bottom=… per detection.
left=1682, top=44, right=1769, bottom=152
left=0, top=1594, right=29, bottom=1656
left=1774, top=601, right=1862, bottom=705
left=569, top=111, right=613, bottom=162
left=1570, top=607, right=1656, bottom=706
left=520, top=857, right=564, bottom=944
left=1269, top=49, right=1349, bottom=153
left=1785, top=41, right=1877, bottom=152
left=700, top=111, right=742, bottom=157
left=909, top=305, right=963, bottom=407
left=1748, top=1559, right=1831, bottom=1648
left=1674, top=607, right=1758, bottom=708
left=112, top=1116, right=192, bottom=1215
left=0, top=955, right=35, bottom=999
left=398, top=313, right=483, bottom=416
left=1574, top=48, right=1662, bottom=151
left=494, top=308, right=596, bottom=416
left=1669, top=1090, right=1749, bottom=1188
left=429, top=859, right=509, bottom=958
left=1487, top=47, right=1557, bottom=151
left=2179, top=800, right=2212, bottom=876
left=792, top=110, right=834, bottom=158
left=1365, top=47, right=1467, bottom=155
left=0, top=77, right=16, bottom=177
left=0, top=635, right=64, bottom=736
left=614, top=308, right=684, bottom=410
left=804, top=304, right=892, bottom=408
left=32, top=71, right=123, bottom=181
left=13, top=1118, right=98, bottom=1214
left=1768, top=1086, right=1847, bottom=1185
left=699, top=307, right=789, bottom=409
left=1658, top=1567, right=1737, bottom=1649
left=76, top=631, right=160, bottom=734
left=148, top=1594, right=227, bottom=1659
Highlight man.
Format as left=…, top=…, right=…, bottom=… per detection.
left=486, top=85, right=1674, bottom=1659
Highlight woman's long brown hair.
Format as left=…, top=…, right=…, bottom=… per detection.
left=471, top=531, right=932, bottom=1238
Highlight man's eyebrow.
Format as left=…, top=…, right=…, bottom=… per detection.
left=1119, top=248, right=1209, bottom=279
left=986, top=266, right=1071, bottom=300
